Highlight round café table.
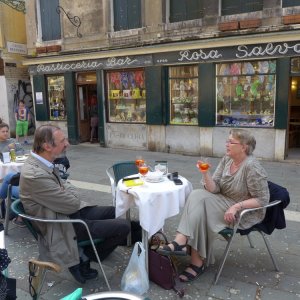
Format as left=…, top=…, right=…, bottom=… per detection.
left=116, top=174, right=193, bottom=272
left=0, top=161, right=24, bottom=181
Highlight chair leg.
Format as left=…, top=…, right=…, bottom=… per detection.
left=81, top=224, right=111, bottom=290
left=246, top=234, right=255, bottom=248
left=258, top=231, right=279, bottom=271
left=214, top=232, right=237, bottom=285
left=4, top=196, right=12, bottom=236
left=126, top=210, right=132, bottom=246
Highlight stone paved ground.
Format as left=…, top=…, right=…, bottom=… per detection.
left=3, top=143, right=300, bottom=299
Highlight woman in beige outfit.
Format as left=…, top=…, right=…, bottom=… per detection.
left=158, top=129, right=269, bottom=282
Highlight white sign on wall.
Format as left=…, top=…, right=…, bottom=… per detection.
left=6, top=41, right=27, bottom=55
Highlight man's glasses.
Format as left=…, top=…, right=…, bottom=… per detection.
left=226, top=140, right=241, bottom=145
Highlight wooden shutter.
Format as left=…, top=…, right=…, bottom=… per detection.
left=114, top=0, right=128, bottom=31
left=40, top=0, right=61, bottom=41
left=282, top=0, right=300, bottom=8
left=170, top=0, right=203, bottom=22
left=275, top=58, right=289, bottom=129
left=33, top=75, right=48, bottom=121
left=186, top=0, right=203, bottom=20
left=170, top=1, right=185, bottom=22
left=145, top=67, right=166, bottom=125
left=222, top=0, right=262, bottom=15
left=198, top=64, right=215, bottom=127
left=0, top=59, right=4, bottom=76
left=114, top=0, right=141, bottom=31
left=127, top=0, right=141, bottom=29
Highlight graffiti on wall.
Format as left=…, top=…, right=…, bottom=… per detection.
left=12, top=80, right=35, bottom=134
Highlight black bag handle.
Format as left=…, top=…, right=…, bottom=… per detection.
left=149, top=231, right=169, bottom=250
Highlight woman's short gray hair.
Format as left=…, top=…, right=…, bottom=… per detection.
left=229, top=129, right=256, bottom=155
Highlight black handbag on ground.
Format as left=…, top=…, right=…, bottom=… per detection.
left=148, top=231, right=184, bottom=298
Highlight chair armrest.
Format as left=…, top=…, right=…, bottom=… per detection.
left=240, top=200, right=282, bottom=219
left=231, top=200, right=282, bottom=232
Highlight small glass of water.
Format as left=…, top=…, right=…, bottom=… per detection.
left=154, top=161, right=168, bottom=175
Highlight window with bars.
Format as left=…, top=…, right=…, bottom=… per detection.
left=221, top=0, right=263, bottom=16
left=113, top=0, right=141, bottom=31
left=169, top=0, right=204, bottom=22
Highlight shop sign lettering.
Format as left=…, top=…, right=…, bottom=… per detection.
left=236, top=42, right=300, bottom=58
left=30, top=41, right=300, bottom=75
left=36, top=60, right=103, bottom=73
left=109, top=130, right=145, bottom=141
left=178, top=49, right=222, bottom=61
left=31, top=55, right=152, bottom=74
left=106, top=57, right=138, bottom=67
left=153, top=41, right=300, bottom=64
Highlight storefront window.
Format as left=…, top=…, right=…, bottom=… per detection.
left=47, top=76, right=66, bottom=121
left=106, top=69, right=146, bottom=123
left=291, top=57, right=300, bottom=73
left=169, top=65, right=198, bottom=125
left=216, top=60, right=276, bottom=127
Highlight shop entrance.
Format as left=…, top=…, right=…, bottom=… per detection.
left=287, top=76, right=300, bottom=158
left=76, top=72, right=98, bottom=143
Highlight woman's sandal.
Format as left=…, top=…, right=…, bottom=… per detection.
left=157, top=241, right=187, bottom=256
left=179, top=264, right=205, bottom=283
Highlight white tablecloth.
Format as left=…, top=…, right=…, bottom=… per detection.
left=0, top=162, right=24, bottom=181
left=116, top=175, right=193, bottom=237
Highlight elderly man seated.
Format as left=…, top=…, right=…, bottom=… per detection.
left=19, top=124, right=132, bottom=284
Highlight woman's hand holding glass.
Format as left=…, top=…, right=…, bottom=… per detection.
left=196, top=157, right=211, bottom=173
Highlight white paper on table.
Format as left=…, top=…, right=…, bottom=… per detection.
left=2, top=152, right=11, bottom=164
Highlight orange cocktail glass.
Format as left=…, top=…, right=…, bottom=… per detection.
left=135, top=158, right=145, bottom=166
left=197, top=161, right=210, bottom=171
left=139, top=165, right=149, bottom=176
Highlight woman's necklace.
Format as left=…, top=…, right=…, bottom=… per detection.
left=230, top=159, right=244, bottom=174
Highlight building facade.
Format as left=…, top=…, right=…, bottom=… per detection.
left=0, top=1, right=33, bottom=135
left=24, top=0, right=300, bottom=160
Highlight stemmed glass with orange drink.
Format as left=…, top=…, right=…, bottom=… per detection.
left=138, top=162, right=149, bottom=180
left=135, top=156, right=145, bottom=167
left=197, top=157, right=210, bottom=172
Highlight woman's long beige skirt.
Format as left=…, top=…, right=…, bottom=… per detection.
left=177, top=189, right=234, bottom=265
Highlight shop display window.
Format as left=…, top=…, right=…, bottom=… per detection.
left=47, top=75, right=66, bottom=121
left=106, top=69, right=146, bottom=123
left=216, top=60, right=276, bottom=127
left=291, top=57, right=300, bottom=73
left=169, top=65, right=198, bottom=125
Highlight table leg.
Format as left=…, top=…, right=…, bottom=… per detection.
left=142, top=229, right=149, bottom=273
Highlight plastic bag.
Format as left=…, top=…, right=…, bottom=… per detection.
left=121, top=242, right=149, bottom=295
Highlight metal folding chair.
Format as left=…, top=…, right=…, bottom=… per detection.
left=106, top=161, right=138, bottom=246
left=4, top=173, right=20, bottom=235
left=214, top=200, right=282, bottom=284
left=11, top=199, right=111, bottom=299
left=106, top=161, right=138, bottom=206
